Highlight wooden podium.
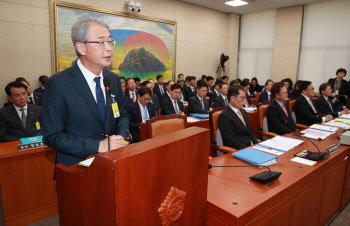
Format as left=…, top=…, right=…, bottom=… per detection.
left=56, top=127, right=210, bottom=225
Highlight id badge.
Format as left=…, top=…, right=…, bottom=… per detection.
left=35, top=121, right=41, bottom=131
left=335, top=90, right=339, bottom=95
left=112, top=102, right=120, bottom=118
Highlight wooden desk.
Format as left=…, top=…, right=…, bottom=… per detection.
left=0, top=141, right=57, bottom=226
left=206, top=132, right=350, bottom=225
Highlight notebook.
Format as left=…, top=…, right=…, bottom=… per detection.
left=232, top=148, right=278, bottom=167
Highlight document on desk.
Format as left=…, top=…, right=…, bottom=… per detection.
left=242, top=107, right=257, bottom=112
left=291, top=156, right=317, bottom=166
left=300, top=129, right=334, bottom=140
left=189, top=113, right=209, bottom=119
left=339, top=113, right=350, bottom=120
left=232, top=148, right=277, bottom=167
left=186, top=116, right=202, bottom=122
left=309, top=124, right=338, bottom=132
left=79, top=157, right=95, bottom=167
left=253, top=136, right=304, bottom=155
left=325, top=120, right=350, bottom=129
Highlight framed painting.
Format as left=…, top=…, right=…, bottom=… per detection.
left=50, top=0, right=176, bottom=81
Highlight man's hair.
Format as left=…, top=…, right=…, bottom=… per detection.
left=140, top=81, right=150, bottom=87
left=336, top=68, right=347, bottom=76
left=237, top=79, right=242, bottom=83
left=300, top=81, right=312, bottom=92
left=134, top=77, right=141, bottom=82
left=229, top=80, right=239, bottom=86
left=205, top=76, right=214, bottom=82
left=177, top=73, right=184, bottom=78
left=271, top=82, right=285, bottom=96
left=201, top=75, right=207, bottom=80
left=125, top=78, right=134, bottom=86
left=221, top=76, right=229, bottom=80
left=241, top=80, right=250, bottom=88
left=170, top=83, right=182, bottom=91
left=251, top=77, right=258, bottom=83
left=215, top=79, right=223, bottom=86
left=197, top=80, right=208, bottom=89
left=15, top=77, right=30, bottom=85
left=71, top=17, right=110, bottom=57
left=265, top=79, right=273, bottom=86
left=120, top=76, right=126, bottom=80
left=227, top=85, right=245, bottom=101
left=190, top=76, right=197, bottom=81
left=219, top=83, right=228, bottom=89
left=185, top=76, right=191, bottom=82
left=156, top=75, right=163, bottom=80
left=319, top=83, right=331, bottom=95
left=177, top=79, right=185, bottom=83
left=148, top=79, right=154, bottom=82
left=39, top=75, right=48, bottom=82
left=138, top=87, right=152, bottom=96
left=5, top=81, right=27, bottom=96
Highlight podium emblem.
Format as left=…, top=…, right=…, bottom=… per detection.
left=158, top=187, right=186, bottom=225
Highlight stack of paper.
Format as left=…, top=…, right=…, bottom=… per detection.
left=339, top=114, right=350, bottom=120
left=243, top=107, right=257, bottom=112
left=299, top=124, right=337, bottom=140
left=309, top=124, right=338, bottom=132
left=253, top=136, right=304, bottom=156
left=232, top=148, right=277, bottom=167
left=325, top=118, right=350, bottom=129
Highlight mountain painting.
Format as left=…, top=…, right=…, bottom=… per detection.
left=54, top=3, right=176, bottom=81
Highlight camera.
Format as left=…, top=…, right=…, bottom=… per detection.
left=220, top=54, right=229, bottom=66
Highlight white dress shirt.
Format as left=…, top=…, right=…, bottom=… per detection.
left=138, top=100, right=149, bottom=123
left=13, top=104, right=27, bottom=119
left=302, top=94, right=325, bottom=122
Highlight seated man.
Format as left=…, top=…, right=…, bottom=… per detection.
left=208, top=79, right=223, bottom=104
left=294, top=81, right=333, bottom=126
left=241, top=80, right=254, bottom=107
left=218, top=85, right=258, bottom=150
left=141, top=80, right=160, bottom=111
left=0, top=82, right=42, bottom=143
left=315, top=83, right=348, bottom=118
left=266, top=82, right=298, bottom=135
left=153, top=74, right=167, bottom=98
left=159, top=81, right=174, bottom=102
left=34, top=75, right=48, bottom=94
left=15, top=77, right=44, bottom=106
left=258, top=79, right=274, bottom=103
left=213, top=83, right=229, bottom=108
left=160, top=84, right=185, bottom=115
left=184, top=76, right=197, bottom=101
left=124, top=78, right=138, bottom=105
left=188, top=80, right=210, bottom=114
left=127, top=87, right=157, bottom=143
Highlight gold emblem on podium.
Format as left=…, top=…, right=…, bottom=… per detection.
left=158, top=187, right=186, bottom=225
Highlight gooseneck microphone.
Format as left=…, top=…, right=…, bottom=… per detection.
left=301, top=134, right=328, bottom=161
left=103, top=76, right=111, bottom=152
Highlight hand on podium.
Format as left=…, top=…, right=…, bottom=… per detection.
left=98, top=135, right=129, bottom=153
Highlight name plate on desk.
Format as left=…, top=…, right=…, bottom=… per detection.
left=17, top=142, right=46, bottom=151
left=326, top=144, right=340, bottom=154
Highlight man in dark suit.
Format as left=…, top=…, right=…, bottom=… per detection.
left=213, top=83, right=229, bottom=108
left=241, top=80, right=255, bottom=107
left=258, top=79, right=274, bottom=103
left=141, top=80, right=160, bottom=111
left=127, top=87, right=157, bottom=143
left=159, top=81, right=174, bottom=102
left=208, top=79, right=223, bottom=104
left=34, top=75, right=48, bottom=94
left=160, top=84, right=185, bottom=115
left=15, top=77, right=44, bottom=106
left=327, top=68, right=349, bottom=106
left=188, top=80, right=210, bottom=114
left=153, top=75, right=167, bottom=98
left=266, top=82, right=298, bottom=135
left=315, top=83, right=348, bottom=118
left=124, top=78, right=138, bottom=105
left=294, top=81, right=333, bottom=126
left=177, top=79, right=187, bottom=104
left=0, top=82, right=42, bottom=143
left=218, top=85, right=258, bottom=150
left=42, top=17, right=129, bottom=166
left=184, top=76, right=197, bottom=101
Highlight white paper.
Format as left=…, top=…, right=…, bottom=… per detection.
left=258, top=136, right=304, bottom=152
left=291, top=157, right=317, bottom=166
left=339, top=113, right=350, bottom=120
left=325, top=121, right=350, bottom=129
left=186, top=117, right=202, bottom=123
left=309, top=124, right=338, bottom=132
left=243, top=107, right=257, bottom=112
left=252, top=145, right=284, bottom=156
left=300, top=129, right=334, bottom=140
left=79, top=157, right=95, bottom=167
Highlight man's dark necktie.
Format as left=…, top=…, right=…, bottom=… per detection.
left=327, top=98, right=333, bottom=111
left=94, top=77, right=106, bottom=124
left=20, top=108, right=26, bottom=128
left=28, top=97, right=34, bottom=105
left=174, top=100, right=180, bottom=114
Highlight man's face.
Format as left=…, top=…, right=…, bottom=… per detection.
left=222, top=78, right=228, bottom=84
left=178, top=74, right=184, bottom=79
left=121, top=82, right=126, bottom=93
left=148, top=80, right=155, bottom=89
left=127, top=79, right=136, bottom=91
left=167, top=82, right=175, bottom=92
left=135, top=81, right=140, bottom=88
left=197, top=86, right=208, bottom=98
left=220, top=84, right=228, bottom=96
left=337, top=72, right=345, bottom=80
left=283, top=82, right=289, bottom=89
left=178, top=81, right=184, bottom=87
left=266, top=82, right=273, bottom=92
left=146, top=83, right=153, bottom=92
left=138, top=94, right=151, bottom=106
left=170, top=88, right=181, bottom=100
left=230, top=90, right=246, bottom=109
left=190, top=79, right=196, bottom=87
left=244, top=85, right=250, bottom=94
left=80, top=24, right=113, bottom=73
left=8, top=87, right=28, bottom=108
left=251, top=80, right=256, bottom=86
left=21, top=81, right=32, bottom=95
left=303, top=84, right=315, bottom=98
left=276, top=86, right=288, bottom=102
left=323, top=85, right=332, bottom=97
left=206, top=80, right=213, bottom=87
left=157, top=77, right=164, bottom=85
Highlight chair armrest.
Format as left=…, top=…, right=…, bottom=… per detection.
left=296, top=124, right=308, bottom=130
left=218, top=146, right=237, bottom=153
left=263, top=131, right=278, bottom=138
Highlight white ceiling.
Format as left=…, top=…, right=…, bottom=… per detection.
left=179, top=0, right=329, bottom=14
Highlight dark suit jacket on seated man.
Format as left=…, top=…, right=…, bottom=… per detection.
left=124, top=78, right=138, bottom=105
left=42, top=17, right=129, bottom=166
left=184, top=76, right=197, bottom=101
left=213, top=83, right=229, bottom=108
left=294, top=81, right=333, bottom=126
left=266, top=82, right=298, bottom=135
left=153, top=75, right=167, bottom=98
left=188, top=80, right=210, bottom=114
left=160, top=84, right=185, bottom=115
left=315, top=83, right=349, bottom=118
left=218, top=85, right=258, bottom=150
left=15, top=77, right=44, bottom=106
left=258, top=79, right=274, bottom=103
left=0, top=82, right=42, bottom=143
left=127, top=87, right=157, bottom=143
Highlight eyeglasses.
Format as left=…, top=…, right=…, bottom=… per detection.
left=198, top=89, right=208, bottom=93
left=173, top=91, right=182, bottom=95
left=278, top=92, right=288, bottom=95
left=140, top=97, right=151, bottom=102
left=84, top=39, right=116, bottom=48
left=234, top=95, right=247, bottom=100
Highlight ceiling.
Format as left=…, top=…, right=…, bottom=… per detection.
left=179, top=0, right=329, bottom=14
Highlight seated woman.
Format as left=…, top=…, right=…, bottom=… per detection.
left=127, top=87, right=157, bottom=143
left=249, top=77, right=263, bottom=93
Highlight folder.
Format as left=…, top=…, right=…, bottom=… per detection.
left=232, top=148, right=278, bottom=167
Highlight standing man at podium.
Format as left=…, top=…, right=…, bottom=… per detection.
left=42, top=17, right=129, bottom=166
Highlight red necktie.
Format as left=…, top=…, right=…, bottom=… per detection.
left=238, top=110, right=253, bottom=145
left=245, top=99, right=249, bottom=107
left=132, top=92, right=135, bottom=102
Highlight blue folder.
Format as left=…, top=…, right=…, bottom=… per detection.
left=20, top=135, right=43, bottom=144
left=189, top=113, right=209, bottom=119
left=232, top=148, right=278, bottom=167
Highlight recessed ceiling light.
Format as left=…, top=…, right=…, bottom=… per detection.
left=225, top=0, right=248, bottom=7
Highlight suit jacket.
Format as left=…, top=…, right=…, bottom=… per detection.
left=127, top=101, right=157, bottom=143
left=159, top=92, right=171, bottom=102
left=42, top=61, right=129, bottom=166
left=245, top=93, right=252, bottom=106
left=160, top=98, right=185, bottom=115
left=213, top=95, right=227, bottom=108
left=294, top=95, right=323, bottom=126
left=153, top=84, right=167, bottom=98
left=218, top=107, right=258, bottom=150
left=250, top=84, right=263, bottom=93
left=266, top=100, right=297, bottom=135
left=315, top=96, right=341, bottom=118
left=150, top=94, right=160, bottom=110
left=208, top=90, right=219, bottom=104
left=184, top=86, right=197, bottom=101
left=0, top=104, right=42, bottom=142
left=188, top=95, right=210, bottom=114
left=258, top=90, right=273, bottom=103
left=124, top=89, right=138, bottom=105
left=34, top=87, right=45, bottom=94
left=327, top=78, right=349, bottom=99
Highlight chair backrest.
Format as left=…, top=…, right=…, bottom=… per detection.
left=211, top=102, right=214, bottom=108
left=257, top=103, right=270, bottom=132
left=288, top=99, right=297, bottom=122
left=157, top=109, right=162, bottom=116
left=146, top=114, right=187, bottom=138
left=250, top=98, right=258, bottom=105
left=184, top=105, right=189, bottom=115
left=209, top=107, right=226, bottom=143
left=254, top=92, right=261, bottom=101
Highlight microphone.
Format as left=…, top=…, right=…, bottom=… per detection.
left=301, top=134, right=329, bottom=161
left=103, top=76, right=111, bottom=152
left=208, top=164, right=282, bottom=185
